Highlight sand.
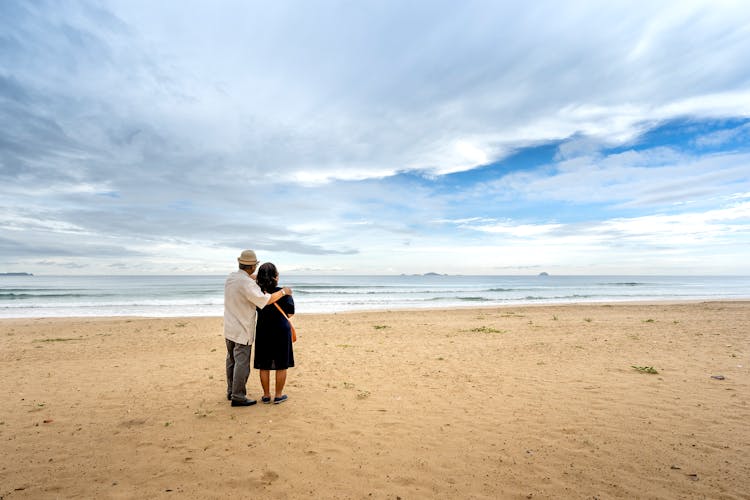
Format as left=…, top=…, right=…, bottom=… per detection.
left=1, top=301, right=748, bottom=499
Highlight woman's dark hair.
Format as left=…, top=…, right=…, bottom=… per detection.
left=256, top=262, right=279, bottom=294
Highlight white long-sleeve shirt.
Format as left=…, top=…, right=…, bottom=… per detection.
left=223, top=270, right=270, bottom=345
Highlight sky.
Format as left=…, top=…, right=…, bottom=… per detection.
left=1, top=0, right=750, bottom=275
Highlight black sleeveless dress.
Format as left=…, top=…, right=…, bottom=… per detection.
left=253, top=287, right=295, bottom=370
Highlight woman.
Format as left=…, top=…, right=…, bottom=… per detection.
left=254, top=262, right=295, bottom=404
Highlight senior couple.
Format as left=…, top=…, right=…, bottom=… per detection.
left=224, top=249, right=295, bottom=407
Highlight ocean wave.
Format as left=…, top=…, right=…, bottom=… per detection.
left=521, top=294, right=598, bottom=300
left=295, top=287, right=527, bottom=295
left=0, top=288, right=87, bottom=292
left=290, top=284, right=391, bottom=290
left=424, top=296, right=491, bottom=302
left=0, top=292, right=118, bottom=300
left=0, top=297, right=225, bottom=309
left=1, top=275, right=747, bottom=318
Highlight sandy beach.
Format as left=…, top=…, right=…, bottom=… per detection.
left=1, top=301, right=748, bottom=499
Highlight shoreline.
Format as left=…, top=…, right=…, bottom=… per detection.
left=2, top=301, right=748, bottom=498
left=3, top=297, right=750, bottom=321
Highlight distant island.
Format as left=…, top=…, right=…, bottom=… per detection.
left=399, top=272, right=447, bottom=277
left=0, top=272, right=33, bottom=276
left=538, top=272, right=549, bottom=276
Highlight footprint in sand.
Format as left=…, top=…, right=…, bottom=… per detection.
left=261, top=470, right=279, bottom=484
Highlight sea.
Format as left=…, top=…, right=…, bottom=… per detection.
left=1, top=274, right=749, bottom=318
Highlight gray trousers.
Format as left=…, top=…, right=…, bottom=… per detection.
left=225, top=339, right=252, bottom=401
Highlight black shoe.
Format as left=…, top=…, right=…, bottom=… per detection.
left=227, top=393, right=231, bottom=401
left=231, top=398, right=257, bottom=407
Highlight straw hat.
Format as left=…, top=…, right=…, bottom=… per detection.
left=237, top=249, right=258, bottom=265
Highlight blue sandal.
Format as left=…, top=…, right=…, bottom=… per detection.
left=261, top=396, right=272, bottom=404
left=273, top=395, right=288, bottom=404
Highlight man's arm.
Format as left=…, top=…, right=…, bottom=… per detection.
left=266, top=287, right=292, bottom=306
left=243, top=280, right=292, bottom=309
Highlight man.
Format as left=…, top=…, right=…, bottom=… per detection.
left=224, top=249, right=292, bottom=407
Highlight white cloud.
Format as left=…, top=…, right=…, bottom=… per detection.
left=592, top=201, right=750, bottom=246
left=460, top=221, right=564, bottom=237
left=420, top=200, right=750, bottom=273
left=456, top=200, right=750, bottom=248
left=289, top=166, right=399, bottom=185
left=694, top=122, right=750, bottom=147
left=476, top=148, right=750, bottom=209
left=8, top=0, right=746, bottom=185
left=0, top=207, right=87, bottom=234
left=3, top=1, right=750, bottom=274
